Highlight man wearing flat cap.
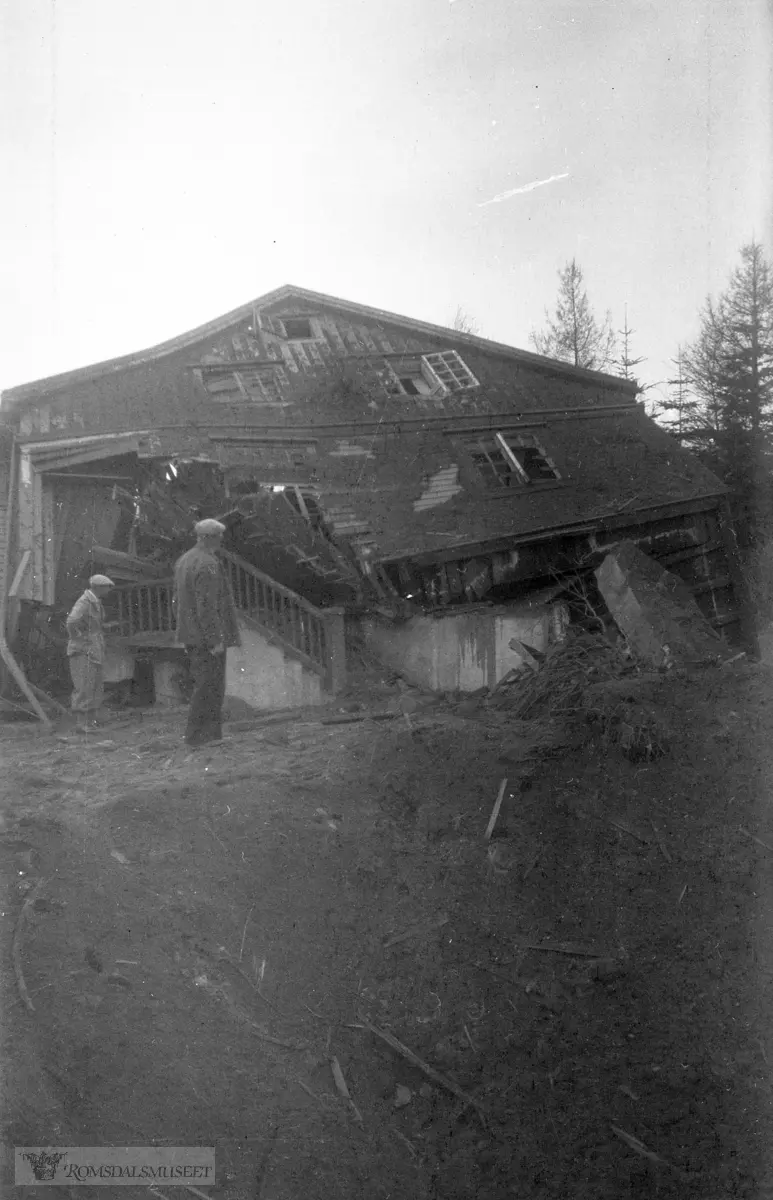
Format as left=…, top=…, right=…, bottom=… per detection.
left=173, top=519, right=241, bottom=747
left=66, top=574, right=115, bottom=732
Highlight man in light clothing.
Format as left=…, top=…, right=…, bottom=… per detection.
left=173, top=519, right=241, bottom=747
left=66, top=574, right=114, bottom=732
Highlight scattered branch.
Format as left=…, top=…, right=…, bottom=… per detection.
left=239, top=903, right=256, bottom=962
left=739, top=827, right=773, bottom=852
left=360, top=1018, right=487, bottom=1122
left=484, top=779, right=508, bottom=841
left=13, top=878, right=47, bottom=1014
left=650, top=821, right=672, bottom=863
left=330, top=1056, right=364, bottom=1127
left=611, top=1124, right=674, bottom=1169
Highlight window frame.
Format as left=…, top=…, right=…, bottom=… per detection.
left=274, top=315, right=324, bottom=342
left=199, top=362, right=289, bottom=405
left=465, top=432, right=561, bottom=490
left=422, top=350, right=480, bottom=393
left=383, top=350, right=479, bottom=398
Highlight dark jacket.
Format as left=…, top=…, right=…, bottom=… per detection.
left=173, top=546, right=241, bottom=649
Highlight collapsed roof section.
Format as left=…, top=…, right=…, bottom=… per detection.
left=0, top=285, right=735, bottom=630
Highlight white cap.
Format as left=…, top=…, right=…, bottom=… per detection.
left=89, top=574, right=115, bottom=588
left=194, top=519, right=226, bottom=536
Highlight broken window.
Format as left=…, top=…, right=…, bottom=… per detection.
left=511, top=443, right=560, bottom=482
left=203, top=372, right=242, bottom=397
left=284, top=487, right=325, bottom=529
left=201, top=364, right=288, bottom=405
left=467, top=433, right=560, bottom=489
left=229, top=479, right=324, bottom=529
left=422, top=351, right=479, bottom=393
left=389, top=364, right=436, bottom=397
left=384, top=351, right=479, bottom=398
left=279, top=317, right=316, bottom=340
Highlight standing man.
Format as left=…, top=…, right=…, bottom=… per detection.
left=66, top=574, right=115, bottom=732
left=173, top=519, right=241, bottom=747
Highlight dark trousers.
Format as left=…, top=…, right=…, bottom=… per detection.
left=185, top=647, right=227, bottom=745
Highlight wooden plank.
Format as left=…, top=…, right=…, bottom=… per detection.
left=659, top=539, right=723, bottom=568
left=390, top=495, right=727, bottom=570
left=318, top=319, right=348, bottom=356
left=355, top=325, right=380, bottom=353
left=45, top=472, right=135, bottom=483
left=8, top=550, right=31, bottom=598
left=30, top=467, right=44, bottom=603
left=323, top=607, right=346, bottom=693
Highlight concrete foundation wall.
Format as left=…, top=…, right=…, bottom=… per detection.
left=361, top=601, right=567, bottom=693
left=103, top=644, right=136, bottom=684
left=115, top=616, right=328, bottom=710
left=225, top=618, right=326, bottom=709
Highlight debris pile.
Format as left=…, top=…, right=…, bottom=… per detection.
left=489, top=630, right=669, bottom=762
left=492, top=630, right=633, bottom=720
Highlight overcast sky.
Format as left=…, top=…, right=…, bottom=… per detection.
left=1, top=0, right=771, bottom=406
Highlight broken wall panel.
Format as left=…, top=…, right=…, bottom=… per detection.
left=3, top=298, right=633, bottom=444
left=52, top=480, right=123, bottom=613
left=595, top=541, right=732, bottom=668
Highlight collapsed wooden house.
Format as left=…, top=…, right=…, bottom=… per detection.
left=0, top=285, right=751, bottom=718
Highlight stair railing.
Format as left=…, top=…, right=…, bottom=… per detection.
left=110, top=550, right=346, bottom=692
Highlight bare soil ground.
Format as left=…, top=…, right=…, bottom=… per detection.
left=2, top=661, right=773, bottom=1198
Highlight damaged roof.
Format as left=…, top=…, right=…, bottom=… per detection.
left=215, top=407, right=725, bottom=564
left=0, top=284, right=724, bottom=569
left=1, top=284, right=638, bottom=408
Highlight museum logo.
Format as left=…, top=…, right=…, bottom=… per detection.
left=15, top=1147, right=215, bottom=1186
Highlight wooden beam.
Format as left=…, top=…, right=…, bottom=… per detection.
left=207, top=404, right=639, bottom=442
left=27, top=682, right=70, bottom=717
left=385, top=495, right=728, bottom=570
left=323, top=607, right=347, bottom=694
left=0, top=446, right=50, bottom=725
left=659, top=540, right=723, bottom=568
left=8, top=550, right=31, bottom=598
left=45, top=472, right=135, bottom=482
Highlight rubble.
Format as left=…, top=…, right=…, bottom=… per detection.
left=491, top=630, right=633, bottom=721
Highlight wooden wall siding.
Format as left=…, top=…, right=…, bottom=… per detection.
left=220, top=447, right=319, bottom=487
left=10, top=303, right=634, bottom=443
left=323, top=505, right=372, bottom=536
left=329, top=440, right=375, bottom=458
left=15, top=462, right=49, bottom=604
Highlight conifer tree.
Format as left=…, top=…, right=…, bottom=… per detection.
left=530, top=259, right=616, bottom=371
left=682, top=241, right=773, bottom=534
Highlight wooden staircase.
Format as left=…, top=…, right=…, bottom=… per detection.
left=109, top=548, right=346, bottom=692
